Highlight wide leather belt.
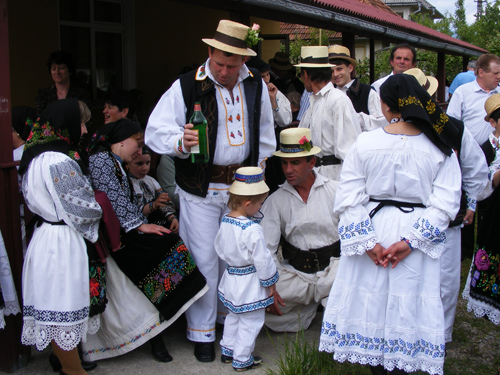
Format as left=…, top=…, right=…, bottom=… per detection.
left=315, top=155, right=342, bottom=167
left=210, top=164, right=241, bottom=185
left=280, top=237, right=340, bottom=274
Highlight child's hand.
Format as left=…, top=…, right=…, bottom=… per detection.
left=154, top=193, right=170, bottom=209
left=169, top=218, right=179, bottom=234
left=265, top=285, right=285, bottom=316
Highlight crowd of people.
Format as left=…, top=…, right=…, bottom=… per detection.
left=1, top=18, right=500, bottom=375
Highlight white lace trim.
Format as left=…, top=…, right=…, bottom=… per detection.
left=21, top=319, right=90, bottom=351
left=0, top=309, right=4, bottom=329
left=462, top=269, right=500, bottom=325
left=405, top=232, right=443, bottom=259
left=87, top=315, right=101, bottom=335
left=341, top=236, right=378, bottom=256
left=3, top=300, right=21, bottom=316
left=319, top=343, right=443, bottom=375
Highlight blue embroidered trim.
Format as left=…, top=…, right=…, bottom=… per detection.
left=233, top=355, right=254, bottom=368
left=234, top=172, right=264, bottom=184
left=218, top=292, right=274, bottom=313
left=466, top=196, right=477, bottom=211
left=260, top=271, right=279, bottom=287
left=412, top=218, right=446, bottom=245
left=227, top=264, right=256, bottom=275
left=338, top=218, right=374, bottom=241
left=321, top=321, right=445, bottom=359
left=221, top=346, right=233, bottom=356
left=221, top=216, right=256, bottom=230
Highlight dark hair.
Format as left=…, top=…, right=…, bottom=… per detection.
left=227, top=192, right=269, bottom=211
left=330, top=58, right=355, bottom=79
left=141, top=145, right=152, bottom=155
left=103, top=89, right=135, bottom=117
left=390, top=44, right=417, bottom=64
left=246, top=57, right=270, bottom=73
left=46, top=51, right=75, bottom=75
left=476, top=54, right=500, bottom=75
left=301, top=67, right=332, bottom=84
left=490, top=107, right=500, bottom=123
left=209, top=46, right=240, bottom=58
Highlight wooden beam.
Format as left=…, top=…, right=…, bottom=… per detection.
left=437, top=51, right=446, bottom=104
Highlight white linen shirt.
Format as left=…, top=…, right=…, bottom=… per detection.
left=447, top=80, right=500, bottom=145
left=273, top=89, right=292, bottom=128
left=146, top=59, right=276, bottom=204
left=299, top=82, right=362, bottom=180
left=371, top=72, right=393, bottom=93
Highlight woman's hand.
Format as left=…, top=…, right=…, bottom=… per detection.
left=383, top=240, right=412, bottom=268
left=367, top=243, right=386, bottom=266
left=169, top=217, right=179, bottom=234
left=137, top=223, right=171, bottom=236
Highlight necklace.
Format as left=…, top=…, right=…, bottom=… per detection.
left=390, top=117, right=404, bottom=124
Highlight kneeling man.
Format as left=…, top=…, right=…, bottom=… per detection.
left=262, top=128, right=340, bottom=332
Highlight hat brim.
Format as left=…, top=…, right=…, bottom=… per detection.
left=203, top=38, right=256, bottom=56
left=485, top=103, right=500, bottom=121
left=273, top=145, right=321, bottom=158
left=269, top=60, right=293, bottom=71
left=329, top=55, right=357, bottom=68
left=229, top=180, right=269, bottom=195
left=294, top=63, right=334, bottom=68
left=426, top=76, right=438, bottom=96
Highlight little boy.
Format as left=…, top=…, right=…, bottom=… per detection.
left=214, top=167, right=279, bottom=371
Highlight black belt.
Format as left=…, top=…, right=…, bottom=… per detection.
left=449, top=192, right=467, bottom=228
left=369, top=199, right=426, bottom=218
left=315, top=155, right=342, bottom=167
left=280, top=237, right=340, bottom=274
left=29, top=215, right=65, bottom=230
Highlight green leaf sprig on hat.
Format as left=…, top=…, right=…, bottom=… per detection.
left=246, top=23, right=263, bottom=48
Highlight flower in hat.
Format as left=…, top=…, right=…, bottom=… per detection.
left=246, top=23, right=262, bottom=48
left=299, top=136, right=312, bottom=152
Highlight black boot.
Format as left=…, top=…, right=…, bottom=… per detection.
left=194, top=342, right=215, bottom=362
left=150, top=335, right=173, bottom=363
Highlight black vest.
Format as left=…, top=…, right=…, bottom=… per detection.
left=176, top=66, right=263, bottom=197
left=345, top=78, right=373, bottom=115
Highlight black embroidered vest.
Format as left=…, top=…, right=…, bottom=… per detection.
left=345, top=78, right=373, bottom=115
left=176, top=66, right=263, bottom=197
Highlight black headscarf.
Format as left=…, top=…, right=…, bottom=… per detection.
left=19, top=98, right=82, bottom=175
left=87, top=119, right=143, bottom=154
left=12, top=106, right=38, bottom=141
left=380, top=74, right=456, bottom=157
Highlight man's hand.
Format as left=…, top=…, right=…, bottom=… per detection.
left=183, top=123, right=199, bottom=153
left=462, top=209, right=474, bottom=226
left=266, top=286, right=285, bottom=316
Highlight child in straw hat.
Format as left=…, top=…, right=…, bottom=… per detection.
left=214, top=167, right=279, bottom=371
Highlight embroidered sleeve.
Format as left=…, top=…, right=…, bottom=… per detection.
left=89, top=153, right=145, bottom=232
left=49, top=158, right=102, bottom=242
left=405, top=153, right=462, bottom=259
left=334, top=143, right=379, bottom=256
left=246, top=224, right=278, bottom=285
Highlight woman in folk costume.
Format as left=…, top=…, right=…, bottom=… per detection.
left=319, top=74, right=462, bottom=375
left=19, top=99, right=102, bottom=375
left=82, top=119, right=207, bottom=363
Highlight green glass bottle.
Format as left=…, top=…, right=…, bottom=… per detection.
left=189, top=102, right=209, bottom=163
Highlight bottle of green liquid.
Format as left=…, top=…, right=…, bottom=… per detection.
left=190, top=102, right=209, bottom=163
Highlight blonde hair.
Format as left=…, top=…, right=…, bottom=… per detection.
left=78, top=101, right=91, bottom=124
left=228, top=191, right=269, bottom=211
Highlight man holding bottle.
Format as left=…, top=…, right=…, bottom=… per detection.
left=146, top=20, right=275, bottom=362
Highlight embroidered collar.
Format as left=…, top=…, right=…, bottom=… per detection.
left=489, top=131, right=500, bottom=151
left=200, top=58, right=252, bottom=88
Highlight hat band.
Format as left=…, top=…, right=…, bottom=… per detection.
left=301, top=56, right=329, bottom=64
left=234, top=171, right=264, bottom=184
left=279, top=141, right=314, bottom=154
left=329, top=52, right=351, bottom=59
left=423, top=79, right=430, bottom=91
left=213, top=31, right=247, bottom=50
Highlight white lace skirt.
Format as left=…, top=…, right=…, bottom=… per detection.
left=21, top=223, right=97, bottom=351
left=319, top=206, right=446, bottom=375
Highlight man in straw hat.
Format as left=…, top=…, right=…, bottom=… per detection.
left=268, top=51, right=304, bottom=95
left=296, top=45, right=362, bottom=181
left=405, top=67, right=489, bottom=344
left=146, top=19, right=276, bottom=362
left=328, top=44, right=385, bottom=131
left=261, top=128, right=340, bottom=332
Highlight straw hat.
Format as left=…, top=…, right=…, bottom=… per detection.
left=484, top=93, right=500, bottom=121
left=229, top=167, right=269, bottom=196
left=328, top=45, right=357, bottom=68
left=403, top=68, right=438, bottom=96
left=269, top=52, right=293, bottom=71
left=202, top=20, right=257, bottom=56
left=294, top=46, right=333, bottom=68
left=273, top=128, right=321, bottom=158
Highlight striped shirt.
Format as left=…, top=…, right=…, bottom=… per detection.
left=447, top=80, right=500, bottom=145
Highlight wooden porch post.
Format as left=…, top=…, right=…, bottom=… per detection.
left=436, top=51, right=446, bottom=104
left=0, top=0, right=30, bottom=371
left=342, top=32, right=355, bottom=60
left=370, top=39, right=375, bottom=84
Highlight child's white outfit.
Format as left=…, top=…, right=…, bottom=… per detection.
left=214, top=214, right=279, bottom=369
left=130, top=174, right=176, bottom=222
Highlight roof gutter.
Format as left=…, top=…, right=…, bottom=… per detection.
left=234, top=0, right=482, bottom=56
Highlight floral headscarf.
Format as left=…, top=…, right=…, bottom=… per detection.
left=380, top=74, right=456, bottom=157
left=19, top=98, right=82, bottom=175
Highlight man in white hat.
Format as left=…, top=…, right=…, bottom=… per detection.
left=261, top=128, right=340, bottom=332
left=328, top=44, right=385, bottom=131
left=296, top=45, right=362, bottom=181
left=145, top=19, right=276, bottom=362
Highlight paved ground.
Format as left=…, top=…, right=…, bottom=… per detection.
left=2, top=313, right=324, bottom=375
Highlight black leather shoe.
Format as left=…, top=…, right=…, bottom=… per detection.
left=49, top=353, right=62, bottom=372
left=150, top=335, right=173, bottom=363
left=221, top=354, right=233, bottom=363
left=81, top=360, right=98, bottom=371
left=194, top=342, right=215, bottom=362
left=233, top=356, right=263, bottom=372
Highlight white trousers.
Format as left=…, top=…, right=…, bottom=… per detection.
left=220, top=309, right=264, bottom=366
left=440, top=225, right=461, bottom=342
left=180, top=195, right=229, bottom=342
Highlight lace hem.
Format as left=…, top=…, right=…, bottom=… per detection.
left=405, top=232, right=443, bottom=259
left=318, top=342, right=443, bottom=375
left=87, top=315, right=101, bottom=335
left=3, top=300, right=21, bottom=316
left=341, top=236, right=378, bottom=256
left=21, top=319, right=90, bottom=351
left=462, top=277, right=500, bottom=325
